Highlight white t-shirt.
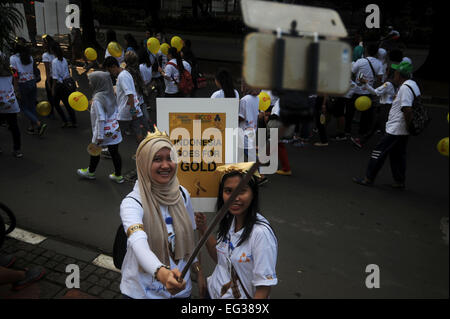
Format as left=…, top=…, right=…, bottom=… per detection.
left=42, top=52, right=56, bottom=75
left=352, top=57, right=384, bottom=95
left=385, top=79, right=420, bottom=136
left=51, top=58, right=71, bottom=83
left=139, top=64, right=152, bottom=85
left=10, top=54, right=34, bottom=83
left=0, top=76, right=20, bottom=114
left=364, top=81, right=396, bottom=105
left=115, top=69, right=143, bottom=121
left=211, top=89, right=239, bottom=99
left=164, top=59, right=191, bottom=94
left=90, top=100, right=122, bottom=145
left=239, top=95, right=260, bottom=149
left=271, top=100, right=280, bottom=116
left=207, top=214, right=278, bottom=299
left=120, top=182, right=196, bottom=299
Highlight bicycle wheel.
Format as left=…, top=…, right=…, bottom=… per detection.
left=0, top=213, right=5, bottom=249
left=0, top=202, right=17, bottom=235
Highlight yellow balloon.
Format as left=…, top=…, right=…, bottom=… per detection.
left=170, top=36, right=183, bottom=52
left=68, top=92, right=89, bottom=112
left=437, top=137, right=449, bottom=157
left=258, top=92, right=271, bottom=111
left=107, top=42, right=122, bottom=58
left=447, top=113, right=449, bottom=122
left=355, top=96, right=372, bottom=111
left=36, top=101, right=51, bottom=116
left=147, top=37, right=160, bottom=55
left=84, top=47, right=97, bottom=61
left=160, top=43, right=170, bottom=56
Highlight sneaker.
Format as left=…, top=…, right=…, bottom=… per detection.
left=352, top=177, right=373, bottom=187
left=280, top=139, right=292, bottom=144
left=276, top=170, right=292, bottom=176
left=131, top=154, right=136, bottom=160
left=26, top=127, right=36, bottom=135
left=77, top=168, right=96, bottom=180
left=350, top=137, right=363, bottom=149
left=12, top=266, right=46, bottom=291
left=293, top=141, right=306, bottom=148
left=12, top=150, right=23, bottom=158
left=109, top=173, right=125, bottom=184
left=313, top=142, right=329, bottom=147
left=331, top=134, right=347, bottom=141
left=391, top=182, right=405, bottom=190
left=38, top=123, right=47, bottom=137
left=124, top=129, right=132, bottom=136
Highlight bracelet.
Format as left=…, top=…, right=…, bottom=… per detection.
left=126, top=224, right=144, bottom=237
left=154, top=264, right=171, bottom=282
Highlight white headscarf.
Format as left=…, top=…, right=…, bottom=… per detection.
left=88, top=71, right=117, bottom=117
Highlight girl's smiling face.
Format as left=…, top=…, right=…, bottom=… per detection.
left=222, top=175, right=253, bottom=217
left=150, top=147, right=176, bottom=184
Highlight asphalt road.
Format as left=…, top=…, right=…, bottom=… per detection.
left=1, top=62, right=448, bottom=298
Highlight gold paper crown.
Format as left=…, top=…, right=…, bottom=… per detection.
left=144, top=125, right=171, bottom=142
left=216, top=162, right=261, bottom=180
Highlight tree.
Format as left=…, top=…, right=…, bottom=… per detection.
left=0, top=1, right=25, bottom=53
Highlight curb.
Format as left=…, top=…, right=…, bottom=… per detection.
left=6, top=226, right=120, bottom=274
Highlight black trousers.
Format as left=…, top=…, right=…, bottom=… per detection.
left=53, top=83, right=77, bottom=124
left=366, top=133, right=409, bottom=183
left=0, top=113, right=21, bottom=151
left=89, top=144, right=122, bottom=176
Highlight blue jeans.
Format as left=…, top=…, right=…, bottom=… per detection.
left=18, top=80, right=38, bottom=125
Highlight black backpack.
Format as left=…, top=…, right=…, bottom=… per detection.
left=404, top=83, right=430, bottom=136
left=112, top=187, right=187, bottom=270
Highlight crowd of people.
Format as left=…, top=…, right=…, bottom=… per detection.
left=0, top=27, right=421, bottom=297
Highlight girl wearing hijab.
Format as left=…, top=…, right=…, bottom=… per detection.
left=119, top=128, right=206, bottom=299
left=195, top=163, right=278, bottom=299
left=10, top=38, right=47, bottom=136
left=77, top=71, right=123, bottom=183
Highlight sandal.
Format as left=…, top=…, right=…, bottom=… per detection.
left=11, top=266, right=46, bottom=291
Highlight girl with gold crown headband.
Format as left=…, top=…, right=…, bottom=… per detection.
left=119, top=128, right=206, bottom=299
left=195, top=163, right=278, bottom=299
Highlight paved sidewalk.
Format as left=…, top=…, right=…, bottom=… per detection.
left=0, top=235, right=121, bottom=299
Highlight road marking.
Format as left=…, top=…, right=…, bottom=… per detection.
left=6, top=226, right=47, bottom=245
left=93, top=254, right=121, bottom=273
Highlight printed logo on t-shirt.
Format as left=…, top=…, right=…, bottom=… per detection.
left=238, top=253, right=252, bottom=263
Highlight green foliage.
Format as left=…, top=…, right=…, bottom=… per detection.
left=0, top=1, right=25, bottom=52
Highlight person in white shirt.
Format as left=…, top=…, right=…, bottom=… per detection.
left=104, top=29, right=124, bottom=64
left=41, top=35, right=57, bottom=119
left=377, top=48, right=389, bottom=83
left=138, top=49, right=153, bottom=128
left=103, top=56, right=145, bottom=145
left=77, top=71, right=123, bottom=184
left=211, top=68, right=239, bottom=99
left=51, top=42, right=77, bottom=128
left=346, top=43, right=384, bottom=137
left=159, top=47, right=191, bottom=97
left=353, top=61, right=417, bottom=189
left=195, top=163, right=278, bottom=299
left=119, top=128, right=205, bottom=299
left=10, top=38, right=47, bottom=136
left=0, top=51, right=22, bottom=157
left=239, top=83, right=260, bottom=160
